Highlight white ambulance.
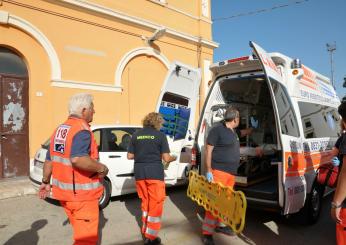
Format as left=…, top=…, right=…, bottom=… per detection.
left=192, top=41, right=341, bottom=223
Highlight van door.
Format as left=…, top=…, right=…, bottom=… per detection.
left=250, top=42, right=306, bottom=214
left=156, top=61, right=201, bottom=181
left=96, top=127, right=137, bottom=196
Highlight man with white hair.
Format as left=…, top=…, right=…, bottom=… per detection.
left=39, top=93, right=108, bottom=245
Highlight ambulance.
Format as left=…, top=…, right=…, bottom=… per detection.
left=192, top=41, right=341, bottom=223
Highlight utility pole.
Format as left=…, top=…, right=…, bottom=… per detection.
left=326, top=42, right=336, bottom=88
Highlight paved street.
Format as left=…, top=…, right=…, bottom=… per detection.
left=0, top=186, right=336, bottom=245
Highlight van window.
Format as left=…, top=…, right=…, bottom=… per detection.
left=159, top=92, right=190, bottom=141
left=270, top=79, right=300, bottom=137
left=298, top=102, right=340, bottom=138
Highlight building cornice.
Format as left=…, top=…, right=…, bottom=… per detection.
left=58, top=0, right=219, bottom=49
left=51, top=79, right=122, bottom=92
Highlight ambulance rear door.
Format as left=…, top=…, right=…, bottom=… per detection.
left=156, top=61, right=201, bottom=181
left=250, top=41, right=306, bottom=214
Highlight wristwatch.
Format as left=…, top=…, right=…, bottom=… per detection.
left=42, top=177, right=50, bottom=184
left=331, top=201, right=343, bottom=209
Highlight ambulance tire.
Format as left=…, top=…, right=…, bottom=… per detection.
left=303, top=181, right=324, bottom=225
left=99, top=178, right=111, bottom=210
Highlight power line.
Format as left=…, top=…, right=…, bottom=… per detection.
left=213, top=0, right=310, bottom=22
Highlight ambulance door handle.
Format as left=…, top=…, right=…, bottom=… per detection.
left=109, top=155, right=121, bottom=158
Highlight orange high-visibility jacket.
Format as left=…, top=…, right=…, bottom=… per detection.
left=50, top=117, right=103, bottom=201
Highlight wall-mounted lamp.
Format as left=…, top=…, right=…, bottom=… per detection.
left=145, top=27, right=166, bottom=46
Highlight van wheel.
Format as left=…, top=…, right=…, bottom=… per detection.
left=303, top=182, right=324, bottom=224
left=99, top=179, right=111, bottom=210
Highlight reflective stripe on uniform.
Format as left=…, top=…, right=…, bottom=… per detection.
left=147, top=216, right=161, bottom=223
left=202, top=224, right=215, bottom=233
left=51, top=156, right=71, bottom=166
left=145, top=227, right=159, bottom=236
left=142, top=211, right=148, bottom=217
left=203, top=217, right=217, bottom=226
left=52, top=178, right=102, bottom=190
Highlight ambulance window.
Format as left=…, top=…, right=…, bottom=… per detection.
left=298, top=102, right=340, bottom=138
left=270, top=79, right=300, bottom=137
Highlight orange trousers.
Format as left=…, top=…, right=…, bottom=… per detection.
left=136, top=179, right=166, bottom=240
left=336, top=208, right=346, bottom=245
left=60, top=199, right=99, bottom=245
left=202, top=169, right=235, bottom=235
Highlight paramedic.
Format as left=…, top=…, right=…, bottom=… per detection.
left=202, top=106, right=259, bottom=245
left=331, top=101, right=346, bottom=245
left=38, top=93, right=108, bottom=245
left=127, top=112, right=176, bottom=245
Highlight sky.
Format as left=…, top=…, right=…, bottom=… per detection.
left=211, top=0, right=346, bottom=98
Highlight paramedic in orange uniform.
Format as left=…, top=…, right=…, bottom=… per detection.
left=202, top=106, right=258, bottom=245
left=38, top=93, right=108, bottom=245
left=127, top=112, right=176, bottom=245
left=331, top=101, right=346, bottom=245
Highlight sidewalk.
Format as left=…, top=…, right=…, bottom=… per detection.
left=0, top=177, right=37, bottom=200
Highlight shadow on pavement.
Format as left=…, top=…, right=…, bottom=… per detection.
left=3, top=219, right=48, bottom=245
left=236, top=194, right=336, bottom=245
left=113, top=192, right=142, bottom=233
left=166, top=184, right=202, bottom=235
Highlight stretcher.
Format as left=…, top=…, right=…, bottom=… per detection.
left=187, top=171, right=247, bottom=234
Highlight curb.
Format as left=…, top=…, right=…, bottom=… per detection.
left=0, top=177, right=37, bottom=200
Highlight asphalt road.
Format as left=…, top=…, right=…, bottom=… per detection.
left=0, top=186, right=336, bottom=245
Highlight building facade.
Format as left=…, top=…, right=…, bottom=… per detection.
left=0, top=0, right=217, bottom=179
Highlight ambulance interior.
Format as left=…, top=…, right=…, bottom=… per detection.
left=207, top=73, right=281, bottom=207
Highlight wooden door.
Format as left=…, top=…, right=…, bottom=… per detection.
left=0, top=75, right=29, bottom=178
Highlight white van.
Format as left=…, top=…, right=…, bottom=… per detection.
left=192, top=41, right=341, bottom=223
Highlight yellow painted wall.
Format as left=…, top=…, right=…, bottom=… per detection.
left=120, top=55, right=167, bottom=125
left=0, top=0, right=216, bottom=172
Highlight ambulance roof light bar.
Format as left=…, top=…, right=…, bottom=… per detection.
left=218, top=56, right=250, bottom=66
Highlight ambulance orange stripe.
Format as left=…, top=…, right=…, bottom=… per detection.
left=301, top=76, right=316, bottom=85
left=284, top=151, right=333, bottom=177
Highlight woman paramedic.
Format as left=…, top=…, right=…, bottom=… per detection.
left=127, top=112, right=176, bottom=245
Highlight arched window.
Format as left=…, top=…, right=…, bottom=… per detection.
left=0, top=47, right=28, bottom=76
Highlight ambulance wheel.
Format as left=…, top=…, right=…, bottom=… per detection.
left=99, top=178, right=111, bottom=210
left=304, top=182, right=324, bottom=224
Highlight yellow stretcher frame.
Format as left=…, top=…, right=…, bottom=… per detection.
left=187, top=171, right=247, bottom=234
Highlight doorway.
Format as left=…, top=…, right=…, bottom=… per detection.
left=0, top=47, right=29, bottom=178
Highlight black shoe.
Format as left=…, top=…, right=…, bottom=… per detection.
left=202, top=235, right=215, bottom=245
left=215, top=226, right=235, bottom=236
left=144, top=237, right=161, bottom=245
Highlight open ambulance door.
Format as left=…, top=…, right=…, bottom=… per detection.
left=250, top=41, right=306, bottom=215
left=156, top=61, right=201, bottom=181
